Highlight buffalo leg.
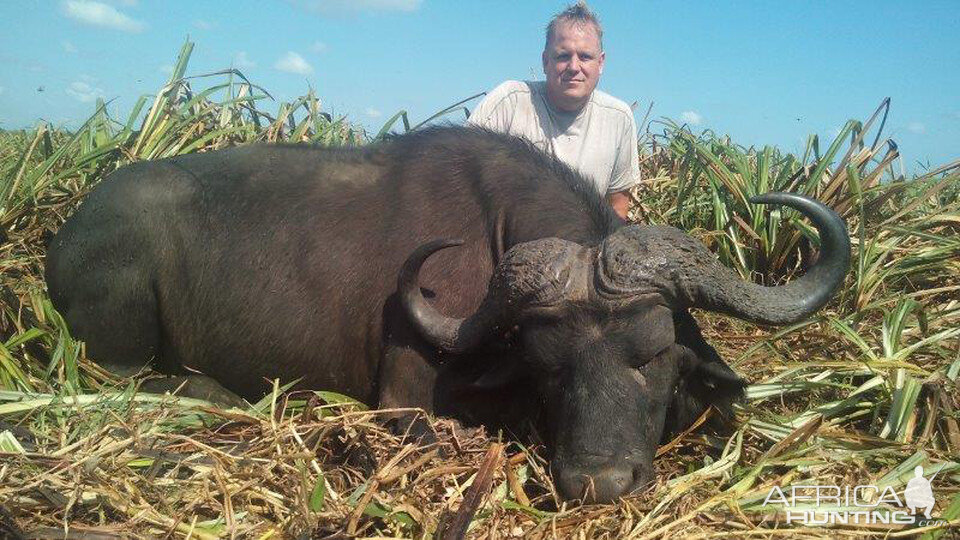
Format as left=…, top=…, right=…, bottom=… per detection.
left=378, top=348, right=438, bottom=410
left=47, top=217, right=161, bottom=377
left=378, top=346, right=441, bottom=441
left=378, top=292, right=444, bottom=440
left=139, top=375, right=248, bottom=409
left=54, top=271, right=159, bottom=377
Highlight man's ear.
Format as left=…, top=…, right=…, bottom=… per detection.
left=598, top=50, right=605, bottom=75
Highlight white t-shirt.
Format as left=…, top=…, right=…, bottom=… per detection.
left=468, top=80, right=641, bottom=195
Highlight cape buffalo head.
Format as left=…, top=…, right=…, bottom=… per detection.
left=398, top=193, right=850, bottom=503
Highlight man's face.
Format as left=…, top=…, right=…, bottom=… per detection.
left=542, top=22, right=605, bottom=112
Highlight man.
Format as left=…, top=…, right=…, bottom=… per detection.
left=468, top=6, right=736, bottom=456
left=468, top=2, right=640, bottom=220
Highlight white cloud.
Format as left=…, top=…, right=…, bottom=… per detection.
left=907, top=122, right=926, bottom=134
left=66, top=80, right=105, bottom=103
left=365, top=107, right=382, bottom=118
left=234, top=51, right=256, bottom=69
left=62, top=0, right=145, bottom=33
left=289, top=0, right=422, bottom=14
left=310, top=40, right=328, bottom=54
left=62, top=40, right=78, bottom=53
left=274, top=51, right=313, bottom=75
left=193, top=19, right=213, bottom=30
left=680, top=110, right=703, bottom=126
left=159, top=64, right=174, bottom=75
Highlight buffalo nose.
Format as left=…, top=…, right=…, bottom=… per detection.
left=557, top=462, right=651, bottom=503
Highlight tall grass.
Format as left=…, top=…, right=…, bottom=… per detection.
left=0, top=42, right=957, bottom=538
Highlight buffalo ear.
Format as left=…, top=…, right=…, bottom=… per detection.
left=469, top=360, right=524, bottom=390
left=663, top=344, right=747, bottom=440
left=672, top=310, right=747, bottom=397
left=692, top=357, right=747, bottom=396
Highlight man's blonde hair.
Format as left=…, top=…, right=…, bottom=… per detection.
left=545, top=1, right=603, bottom=50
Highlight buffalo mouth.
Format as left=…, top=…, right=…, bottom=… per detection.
left=553, top=452, right=653, bottom=503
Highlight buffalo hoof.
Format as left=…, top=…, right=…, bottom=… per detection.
left=385, top=414, right=485, bottom=457
left=385, top=412, right=440, bottom=446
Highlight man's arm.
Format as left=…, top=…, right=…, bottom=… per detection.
left=606, top=111, right=642, bottom=221
left=607, top=191, right=631, bottom=220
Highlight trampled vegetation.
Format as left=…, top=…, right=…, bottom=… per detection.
left=1, top=42, right=958, bottom=539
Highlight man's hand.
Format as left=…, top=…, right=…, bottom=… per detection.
left=608, top=191, right=631, bottom=220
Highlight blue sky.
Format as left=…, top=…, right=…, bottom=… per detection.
left=1, top=1, right=958, bottom=172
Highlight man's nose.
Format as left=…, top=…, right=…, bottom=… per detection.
left=566, top=56, right=581, bottom=73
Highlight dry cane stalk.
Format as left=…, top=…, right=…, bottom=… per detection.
left=439, top=443, right=503, bottom=540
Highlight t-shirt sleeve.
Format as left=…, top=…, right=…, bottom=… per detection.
left=467, top=82, right=516, bottom=132
left=607, top=111, right=642, bottom=194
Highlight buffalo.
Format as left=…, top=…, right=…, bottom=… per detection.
left=45, top=126, right=850, bottom=503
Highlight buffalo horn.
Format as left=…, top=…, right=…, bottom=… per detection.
left=397, top=239, right=493, bottom=354
left=399, top=237, right=586, bottom=353
left=692, top=192, right=851, bottom=324
left=597, top=192, right=851, bottom=325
